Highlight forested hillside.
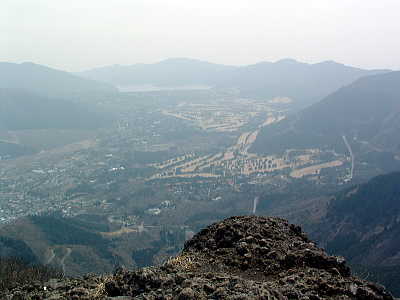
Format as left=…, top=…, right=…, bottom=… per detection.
left=251, top=71, right=400, bottom=155
left=311, top=172, right=400, bottom=295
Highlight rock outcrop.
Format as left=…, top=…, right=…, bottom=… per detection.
left=2, top=216, right=394, bottom=299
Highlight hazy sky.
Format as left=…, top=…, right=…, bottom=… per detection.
left=2, top=0, right=400, bottom=71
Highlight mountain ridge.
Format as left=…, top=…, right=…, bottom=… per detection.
left=0, top=62, right=117, bottom=99
left=78, top=57, right=389, bottom=107
left=1, top=216, right=394, bottom=299
left=250, top=70, right=400, bottom=162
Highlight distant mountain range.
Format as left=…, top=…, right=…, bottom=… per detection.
left=0, top=89, right=105, bottom=131
left=78, top=58, right=235, bottom=87
left=0, top=62, right=116, bottom=130
left=216, top=59, right=388, bottom=106
left=250, top=71, right=400, bottom=165
left=0, top=62, right=117, bottom=99
left=0, top=62, right=117, bottom=158
left=78, top=57, right=388, bottom=107
left=310, top=171, right=400, bottom=295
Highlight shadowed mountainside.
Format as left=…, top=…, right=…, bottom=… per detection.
left=310, top=171, right=400, bottom=296
left=251, top=71, right=400, bottom=158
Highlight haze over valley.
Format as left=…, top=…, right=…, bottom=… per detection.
left=1, top=58, right=400, bottom=290
left=2, top=1, right=400, bottom=298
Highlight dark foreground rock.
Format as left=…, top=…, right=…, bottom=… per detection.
left=2, top=216, right=394, bottom=299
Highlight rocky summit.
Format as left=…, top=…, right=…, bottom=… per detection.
left=3, top=216, right=394, bottom=299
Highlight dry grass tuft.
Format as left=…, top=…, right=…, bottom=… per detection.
left=165, top=254, right=196, bottom=271
left=88, top=275, right=113, bottom=299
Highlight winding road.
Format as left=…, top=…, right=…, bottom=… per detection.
left=60, top=248, right=72, bottom=275
left=342, top=135, right=354, bottom=180
left=45, top=246, right=72, bottom=275
left=45, top=247, right=56, bottom=265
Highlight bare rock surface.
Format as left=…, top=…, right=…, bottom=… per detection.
left=2, top=216, right=394, bottom=299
